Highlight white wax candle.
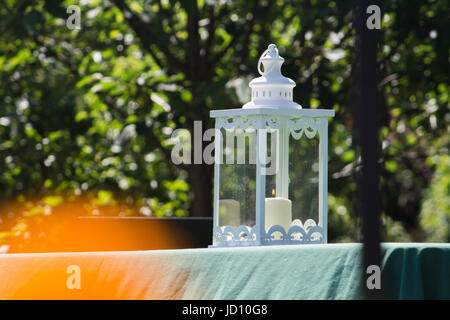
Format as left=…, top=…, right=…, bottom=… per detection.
left=219, top=199, right=240, bottom=226
left=265, top=197, right=292, bottom=232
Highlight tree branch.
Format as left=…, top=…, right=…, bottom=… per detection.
left=156, top=0, right=182, bottom=47
left=187, top=0, right=200, bottom=81
left=239, top=0, right=259, bottom=66
left=34, top=36, right=81, bottom=78
left=112, top=0, right=186, bottom=75
left=202, top=5, right=216, bottom=73
left=211, top=10, right=257, bottom=67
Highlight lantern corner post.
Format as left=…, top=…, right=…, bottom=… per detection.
left=255, top=119, right=267, bottom=245
left=319, top=117, right=329, bottom=244
left=212, top=121, right=222, bottom=246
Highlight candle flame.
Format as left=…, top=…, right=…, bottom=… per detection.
left=272, top=188, right=275, bottom=197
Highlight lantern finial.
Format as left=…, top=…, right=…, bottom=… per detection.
left=258, top=44, right=281, bottom=76
left=243, top=44, right=301, bottom=110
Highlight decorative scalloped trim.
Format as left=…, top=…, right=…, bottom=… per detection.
left=212, top=223, right=325, bottom=246
left=288, top=118, right=324, bottom=140
left=215, top=115, right=326, bottom=140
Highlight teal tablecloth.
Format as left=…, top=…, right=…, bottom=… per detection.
left=0, top=243, right=448, bottom=299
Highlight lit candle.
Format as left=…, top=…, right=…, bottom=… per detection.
left=219, top=193, right=240, bottom=227
left=265, top=189, right=292, bottom=232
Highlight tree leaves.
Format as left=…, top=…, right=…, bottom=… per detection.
left=0, top=0, right=448, bottom=251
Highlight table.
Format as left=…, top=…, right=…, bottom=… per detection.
left=0, top=243, right=448, bottom=299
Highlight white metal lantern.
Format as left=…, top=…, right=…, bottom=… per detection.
left=210, top=44, right=334, bottom=247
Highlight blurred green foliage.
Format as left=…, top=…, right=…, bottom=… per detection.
left=0, top=0, right=448, bottom=251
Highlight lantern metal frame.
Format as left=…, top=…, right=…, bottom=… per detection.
left=209, top=44, right=335, bottom=247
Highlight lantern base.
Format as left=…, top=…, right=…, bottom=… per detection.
left=210, top=224, right=326, bottom=248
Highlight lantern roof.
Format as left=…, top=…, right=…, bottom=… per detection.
left=243, top=44, right=301, bottom=110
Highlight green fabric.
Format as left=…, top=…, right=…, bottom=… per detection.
left=381, top=243, right=450, bottom=299
left=0, top=243, right=448, bottom=299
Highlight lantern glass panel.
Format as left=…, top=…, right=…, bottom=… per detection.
left=218, top=127, right=257, bottom=228
left=261, top=124, right=321, bottom=239
left=289, top=132, right=320, bottom=228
